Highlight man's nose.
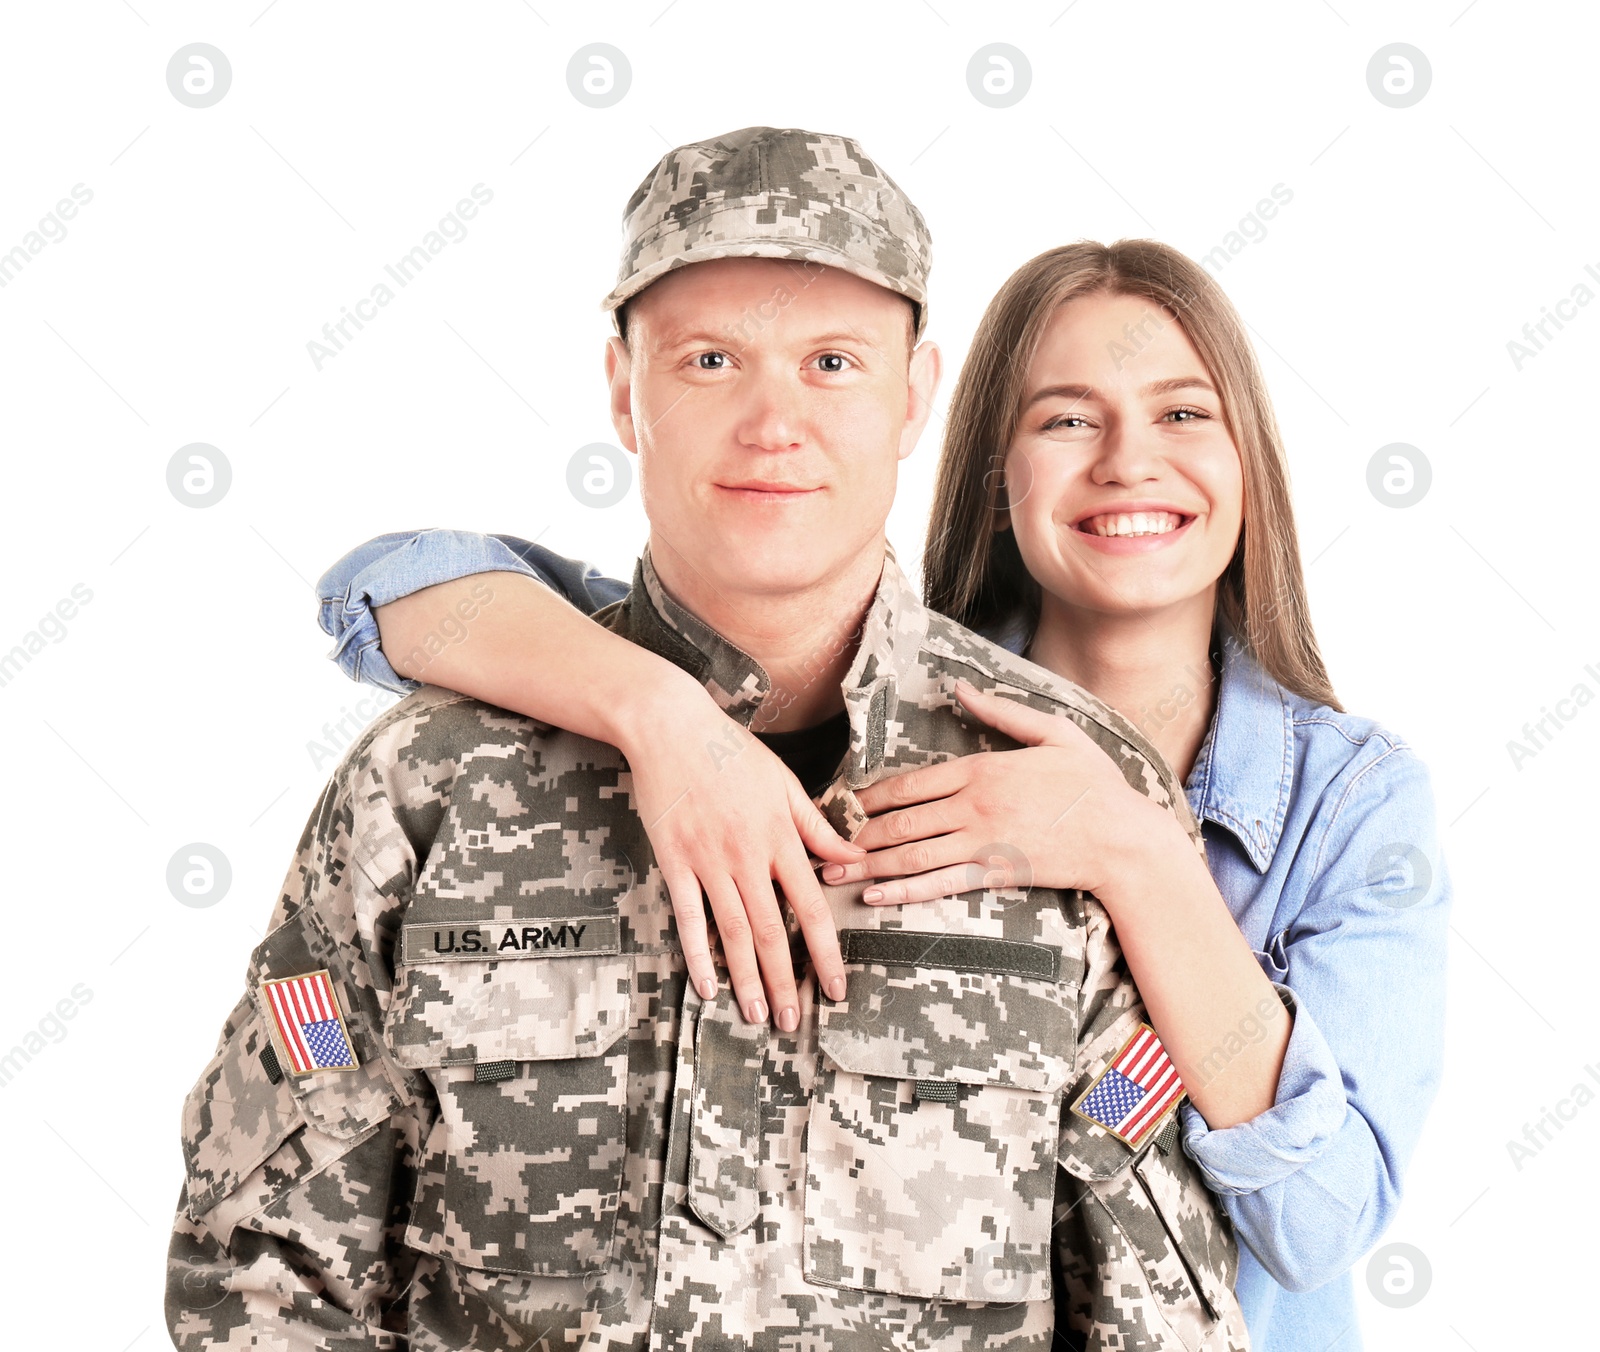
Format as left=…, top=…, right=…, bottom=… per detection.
left=735, top=376, right=806, bottom=453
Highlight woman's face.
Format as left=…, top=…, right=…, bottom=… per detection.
left=1002, top=290, right=1245, bottom=623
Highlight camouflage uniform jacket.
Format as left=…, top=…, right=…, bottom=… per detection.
left=166, top=546, right=1250, bottom=1352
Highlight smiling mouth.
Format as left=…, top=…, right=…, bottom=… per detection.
left=1074, top=510, right=1192, bottom=538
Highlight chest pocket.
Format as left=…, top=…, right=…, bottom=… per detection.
left=804, top=926, right=1078, bottom=1303
left=386, top=904, right=632, bottom=1277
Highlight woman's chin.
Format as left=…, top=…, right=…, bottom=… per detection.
left=1035, top=563, right=1209, bottom=621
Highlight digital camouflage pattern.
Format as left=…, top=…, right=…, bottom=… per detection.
left=166, top=546, right=1249, bottom=1351
left=602, top=125, right=934, bottom=337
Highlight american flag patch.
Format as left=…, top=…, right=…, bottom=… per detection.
left=260, top=970, right=359, bottom=1075
left=1070, top=1022, right=1185, bottom=1148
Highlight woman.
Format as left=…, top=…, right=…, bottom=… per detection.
left=316, top=241, right=1447, bottom=1349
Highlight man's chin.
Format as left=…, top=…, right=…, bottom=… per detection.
left=654, top=522, right=864, bottom=598
left=713, top=544, right=838, bottom=595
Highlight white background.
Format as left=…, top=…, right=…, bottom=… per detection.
left=1, top=3, right=1594, bottom=1348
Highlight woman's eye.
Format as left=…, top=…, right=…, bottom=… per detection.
left=695, top=352, right=728, bottom=370
left=1042, top=414, right=1088, bottom=431
left=816, top=353, right=850, bottom=373
left=1164, top=405, right=1209, bottom=422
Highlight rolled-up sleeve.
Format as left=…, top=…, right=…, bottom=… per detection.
left=1179, top=745, right=1450, bottom=1293
left=1181, top=983, right=1348, bottom=1194
left=315, top=529, right=626, bottom=693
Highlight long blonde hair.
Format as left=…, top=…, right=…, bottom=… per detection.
left=923, top=239, right=1340, bottom=711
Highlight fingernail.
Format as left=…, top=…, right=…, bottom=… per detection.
left=746, top=999, right=767, bottom=1024
left=827, top=976, right=847, bottom=1001
left=821, top=863, right=845, bottom=882
left=863, top=887, right=884, bottom=904
left=698, top=975, right=717, bottom=1000
left=777, top=1005, right=799, bottom=1032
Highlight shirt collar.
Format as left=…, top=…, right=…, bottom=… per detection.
left=1184, top=636, right=1296, bottom=873
left=616, top=542, right=927, bottom=785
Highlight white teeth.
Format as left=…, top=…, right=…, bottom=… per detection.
left=1086, top=511, right=1182, bottom=537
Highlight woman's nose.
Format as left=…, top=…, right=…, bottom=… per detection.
left=1091, top=419, right=1160, bottom=485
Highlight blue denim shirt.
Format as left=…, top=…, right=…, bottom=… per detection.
left=318, top=529, right=1450, bottom=1351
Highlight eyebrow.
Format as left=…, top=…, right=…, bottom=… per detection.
left=807, top=330, right=885, bottom=348
left=653, top=327, right=885, bottom=352
left=1024, top=375, right=1216, bottom=408
left=649, top=329, right=732, bottom=351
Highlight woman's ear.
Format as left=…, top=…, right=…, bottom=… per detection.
left=987, top=451, right=1030, bottom=533
left=983, top=460, right=1012, bottom=534
left=992, top=488, right=1012, bottom=535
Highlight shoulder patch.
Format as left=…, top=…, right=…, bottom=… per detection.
left=259, top=970, right=360, bottom=1075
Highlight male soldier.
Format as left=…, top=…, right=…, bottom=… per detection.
left=166, top=126, right=1248, bottom=1350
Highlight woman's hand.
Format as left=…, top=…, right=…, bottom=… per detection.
left=821, top=680, right=1163, bottom=902
left=616, top=676, right=862, bottom=1029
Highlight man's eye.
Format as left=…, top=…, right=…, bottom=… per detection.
left=816, top=353, right=849, bottom=373
left=695, top=352, right=728, bottom=370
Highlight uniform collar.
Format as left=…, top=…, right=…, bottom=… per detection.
left=1183, top=635, right=1296, bottom=873
left=616, top=542, right=927, bottom=787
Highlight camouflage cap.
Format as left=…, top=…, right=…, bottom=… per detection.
left=603, top=125, right=932, bottom=338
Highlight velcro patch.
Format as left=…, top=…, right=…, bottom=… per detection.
left=839, top=927, right=1060, bottom=982
left=400, top=915, right=621, bottom=965
left=258, top=1045, right=283, bottom=1085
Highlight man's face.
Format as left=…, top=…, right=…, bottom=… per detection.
left=607, top=258, right=939, bottom=602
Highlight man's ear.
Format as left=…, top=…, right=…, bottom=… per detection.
left=898, top=340, right=943, bottom=462
left=605, top=335, right=638, bottom=454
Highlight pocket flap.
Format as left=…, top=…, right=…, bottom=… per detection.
left=387, top=900, right=630, bottom=1069
left=819, top=927, right=1075, bottom=1094
left=181, top=994, right=303, bottom=1219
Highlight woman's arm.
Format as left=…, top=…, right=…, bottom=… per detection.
left=314, top=529, right=862, bottom=1031
left=316, top=529, right=625, bottom=692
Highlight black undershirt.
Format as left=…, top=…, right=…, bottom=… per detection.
left=753, top=708, right=852, bottom=799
